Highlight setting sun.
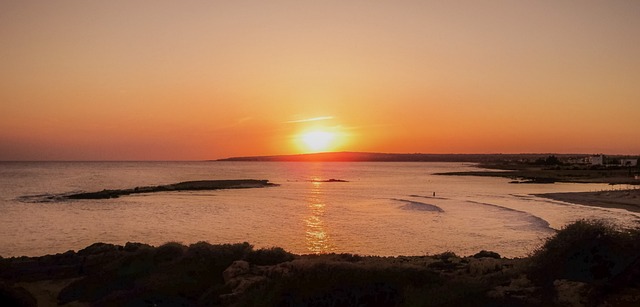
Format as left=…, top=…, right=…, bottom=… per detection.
left=301, top=131, right=335, bottom=152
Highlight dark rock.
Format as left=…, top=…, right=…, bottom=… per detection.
left=65, top=179, right=278, bottom=199
left=309, top=178, right=349, bottom=182
left=223, top=260, right=250, bottom=283
left=0, top=281, right=37, bottom=307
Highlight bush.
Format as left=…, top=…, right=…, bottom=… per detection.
left=237, top=261, right=442, bottom=306
left=432, top=251, right=458, bottom=261
left=77, top=242, right=119, bottom=256
left=153, top=242, right=186, bottom=263
left=244, top=247, right=294, bottom=265
left=58, top=241, right=256, bottom=305
left=337, top=253, right=362, bottom=262
left=473, top=250, right=501, bottom=259
left=123, top=242, right=152, bottom=253
left=528, top=219, right=640, bottom=285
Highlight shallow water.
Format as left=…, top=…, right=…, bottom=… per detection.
left=1, top=161, right=638, bottom=258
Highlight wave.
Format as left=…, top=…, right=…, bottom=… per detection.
left=393, top=199, right=444, bottom=212
left=466, top=200, right=554, bottom=232
left=409, top=194, right=449, bottom=200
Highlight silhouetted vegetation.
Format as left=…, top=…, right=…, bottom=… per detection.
left=244, top=247, right=294, bottom=266
left=52, top=242, right=260, bottom=305
left=236, top=260, right=443, bottom=306
left=1, top=220, right=639, bottom=306
left=533, top=155, right=562, bottom=166
left=473, top=250, right=501, bottom=259
left=527, top=219, right=640, bottom=305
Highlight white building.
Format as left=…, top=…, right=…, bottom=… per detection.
left=589, top=155, right=605, bottom=166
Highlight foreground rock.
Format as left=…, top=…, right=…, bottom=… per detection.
left=65, top=179, right=278, bottom=199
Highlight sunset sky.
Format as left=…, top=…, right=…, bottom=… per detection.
left=1, top=1, right=639, bottom=160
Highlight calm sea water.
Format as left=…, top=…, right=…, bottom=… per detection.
left=1, top=162, right=638, bottom=258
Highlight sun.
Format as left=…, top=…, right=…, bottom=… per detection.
left=301, top=131, right=335, bottom=152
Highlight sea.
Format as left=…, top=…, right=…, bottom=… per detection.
left=1, top=161, right=638, bottom=258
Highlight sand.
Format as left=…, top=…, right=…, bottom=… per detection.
left=535, top=189, right=640, bottom=213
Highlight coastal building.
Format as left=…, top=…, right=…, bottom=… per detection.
left=589, top=155, right=605, bottom=166
left=566, top=157, right=589, bottom=165
left=620, top=158, right=638, bottom=167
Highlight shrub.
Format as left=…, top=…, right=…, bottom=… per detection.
left=123, top=242, right=152, bottom=253
left=77, top=242, right=119, bottom=256
left=237, top=261, right=442, bottom=306
left=528, top=219, right=640, bottom=285
left=184, top=242, right=253, bottom=274
left=244, top=247, right=294, bottom=265
left=473, top=250, right=501, bottom=259
left=59, top=242, right=255, bottom=305
left=337, top=253, right=362, bottom=262
left=153, top=242, right=186, bottom=263
left=432, top=251, right=458, bottom=261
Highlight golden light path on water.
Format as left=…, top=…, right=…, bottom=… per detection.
left=304, top=180, right=334, bottom=254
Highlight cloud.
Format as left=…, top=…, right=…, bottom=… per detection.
left=285, top=116, right=334, bottom=124
left=237, top=117, right=253, bottom=125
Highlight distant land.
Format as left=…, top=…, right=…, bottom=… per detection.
left=215, top=152, right=630, bottom=163
left=217, top=152, right=640, bottom=187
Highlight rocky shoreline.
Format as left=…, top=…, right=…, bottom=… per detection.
left=436, top=167, right=639, bottom=185
left=436, top=158, right=640, bottom=185
left=437, top=163, right=640, bottom=213
left=1, top=220, right=638, bottom=306
left=64, top=179, right=278, bottom=199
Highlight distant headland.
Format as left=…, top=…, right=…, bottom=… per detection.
left=216, top=152, right=640, bottom=184
left=215, top=151, right=639, bottom=164
left=215, top=152, right=577, bottom=163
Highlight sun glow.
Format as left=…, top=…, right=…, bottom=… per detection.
left=301, top=131, right=335, bottom=152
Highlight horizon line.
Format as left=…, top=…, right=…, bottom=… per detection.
left=2, top=151, right=639, bottom=163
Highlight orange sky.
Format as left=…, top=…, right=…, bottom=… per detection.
left=1, top=1, right=639, bottom=160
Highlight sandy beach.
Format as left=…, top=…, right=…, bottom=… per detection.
left=536, top=189, right=640, bottom=213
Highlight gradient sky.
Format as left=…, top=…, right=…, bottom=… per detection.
left=1, top=1, right=639, bottom=160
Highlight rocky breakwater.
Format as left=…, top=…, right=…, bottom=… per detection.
left=66, top=179, right=278, bottom=199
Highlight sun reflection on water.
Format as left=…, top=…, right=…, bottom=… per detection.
left=304, top=181, right=334, bottom=254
